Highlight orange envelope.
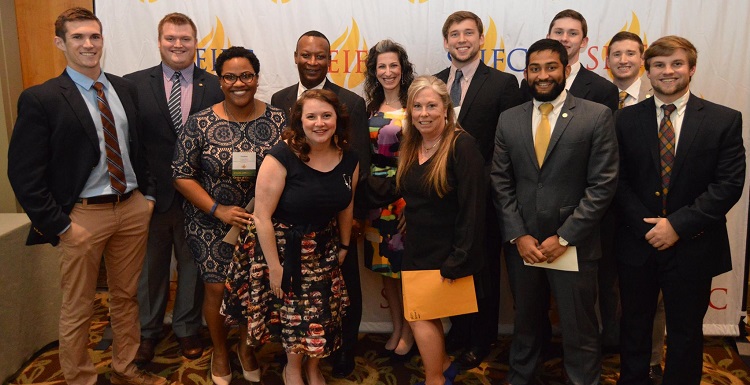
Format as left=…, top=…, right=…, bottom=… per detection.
left=401, top=270, right=478, bottom=321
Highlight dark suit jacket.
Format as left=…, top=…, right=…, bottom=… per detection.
left=615, top=94, right=745, bottom=279
left=521, top=66, right=619, bottom=112
left=270, top=80, right=369, bottom=219
left=124, top=64, right=224, bottom=213
left=8, top=71, right=154, bottom=245
left=492, top=93, right=619, bottom=261
left=436, top=61, right=523, bottom=163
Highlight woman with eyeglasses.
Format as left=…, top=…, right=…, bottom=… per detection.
left=173, top=46, right=286, bottom=385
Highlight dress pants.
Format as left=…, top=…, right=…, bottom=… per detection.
left=138, top=198, right=203, bottom=339
left=58, top=191, right=151, bottom=385
left=505, top=248, right=601, bottom=385
left=339, top=241, right=362, bottom=353
left=598, top=208, right=620, bottom=347
left=618, top=253, right=711, bottom=385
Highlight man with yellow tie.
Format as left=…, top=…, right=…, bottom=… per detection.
left=491, top=39, right=618, bottom=385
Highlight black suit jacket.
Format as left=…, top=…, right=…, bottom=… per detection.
left=124, top=64, right=224, bottom=213
left=436, top=61, right=523, bottom=163
left=8, top=71, right=155, bottom=245
left=270, top=80, right=369, bottom=219
left=615, top=94, right=745, bottom=279
left=521, top=66, right=619, bottom=112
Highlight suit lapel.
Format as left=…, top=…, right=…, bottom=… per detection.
left=636, top=98, right=660, bottom=174
left=148, top=66, right=172, bottom=130
left=544, top=93, right=576, bottom=164
left=637, top=74, right=653, bottom=101
left=59, top=72, right=100, bottom=152
left=569, top=67, right=592, bottom=99
left=458, top=62, right=488, bottom=122
left=191, top=66, right=209, bottom=115
left=519, top=102, right=537, bottom=168
left=669, top=94, right=703, bottom=184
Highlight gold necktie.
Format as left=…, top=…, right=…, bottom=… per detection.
left=535, top=103, right=553, bottom=166
left=618, top=90, right=628, bottom=109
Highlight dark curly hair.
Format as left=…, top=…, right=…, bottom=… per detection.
left=215, top=46, right=259, bottom=76
left=363, top=39, right=416, bottom=115
left=282, top=89, right=350, bottom=162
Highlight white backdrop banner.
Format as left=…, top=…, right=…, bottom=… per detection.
left=96, top=0, right=750, bottom=336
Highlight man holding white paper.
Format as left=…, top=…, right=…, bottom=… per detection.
left=491, top=39, right=618, bottom=385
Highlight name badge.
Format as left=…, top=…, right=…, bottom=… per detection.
left=232, top=151, right=256, bottom=178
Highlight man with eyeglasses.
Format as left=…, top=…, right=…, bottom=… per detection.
left=124, top=12, right=223, bottom=365
left=271, top=30, right=369, bottom=379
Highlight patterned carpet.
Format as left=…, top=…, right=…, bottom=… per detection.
left=6, top=294, right=750, bottom=385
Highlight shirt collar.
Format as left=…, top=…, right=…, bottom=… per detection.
left=297, top=79, right=327, bottom=99
left=654, top=90, right=690, bottom=116
left=622, top=77, right=641, bottom=99
left=533, top=89, right=567, bottom=112
left=66, top=66, right=107, bottom=91
left=568, top=61, right=581, bottom=77
left=162, top=63, right=194, bottom=81
left=451, top=56, right=481, bottom=81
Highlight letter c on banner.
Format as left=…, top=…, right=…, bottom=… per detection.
left=709, top=287, right=728, bottom=310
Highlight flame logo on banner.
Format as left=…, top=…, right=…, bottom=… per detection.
left=482, top=17, right=506, bottom=71
left=139, top=0, right=158, bottom=2
left=407, top=0, right=429, bottom=3
left=198, top=17, right=232, bottom=74
left=271, top=0, right=292, bottom=3
left=603, top=12, right=648, bottom=78
left=330, top=19, right=368, bottom=89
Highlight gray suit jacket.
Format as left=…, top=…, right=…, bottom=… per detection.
left=636, top=74, right=654, bottom=102
left=491, top=93, right=619, bottom=261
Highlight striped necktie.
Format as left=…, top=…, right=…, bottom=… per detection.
left=93, top=82, right=127, bottom=194
left=535, top=103, right=554, bottom=166
left=658, top=103, right=677, bottom=215
left=168, top=71, right=182, bottom=131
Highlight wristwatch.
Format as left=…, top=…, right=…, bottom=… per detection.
left=557, top=235, right=569, bottom=247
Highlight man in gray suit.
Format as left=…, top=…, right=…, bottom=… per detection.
left=124, top=13, right=223, bottom=364
left=607, top=32, right=653, bottom=108
left=491, top=39, right=618, bottom=385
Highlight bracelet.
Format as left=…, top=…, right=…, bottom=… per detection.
left=338, top=243, right=350, bottom=251
left=209, top=201, right=219, bottom=217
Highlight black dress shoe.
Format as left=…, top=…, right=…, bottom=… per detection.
left=331, top=351, right=355, bottom=378
left=456, top=348, right=486, bottom=370
left=390, top=343, right=418, bottom=362
left=178, top=334, right=204, bottom=360
left=649, top=364, right=664, bottom=385
left=134, top=338, right=156, bottom=366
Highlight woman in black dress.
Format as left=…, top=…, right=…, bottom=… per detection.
left=396, top=76, right=485, bottom=385
left=223, top=89, right=358, bottom=385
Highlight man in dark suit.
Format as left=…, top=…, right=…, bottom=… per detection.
left=270, top=30, right=368, bottom=378
left=124, top=13, right=223, bottom=365
left=492, top=39, right=618, bottom=385
left=615, top=36, right=745, bottom=385
left=434, top=10, right=522, bottom=370
left=7, top=8, right=164, bottom=385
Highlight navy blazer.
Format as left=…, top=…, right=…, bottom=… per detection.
left=8, top=71, right=155, bottom=245
left=124, top=64, right=224, bottom=213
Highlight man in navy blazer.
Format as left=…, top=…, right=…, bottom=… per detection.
left=615, top=36, right=745, bottom=385
left=434, top=10, right=522, bottom=370
left=270, top=30, right=368, bottom=378
left=124, top=12, right=223, bottom=364
left=8, top=8, right=163, bottom=385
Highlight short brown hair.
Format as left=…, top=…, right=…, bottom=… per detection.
left=54, top=7, right=101, bottom=40
left=643, top=35, right=697, bottom=71
left=607, top=31, right=644, bottom=56
left=158, top=13, right=197, bottom=39
left=283, top=89, right=350, bottom=162
left=442, top=11, right=483, bottom=40
left=548, top=9, right=587, bottom=38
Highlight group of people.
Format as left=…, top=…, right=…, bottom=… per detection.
left=6, top=6, right=744, bottom=385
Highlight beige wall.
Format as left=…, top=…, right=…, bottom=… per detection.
left=0, top=0, right=22, bottom=213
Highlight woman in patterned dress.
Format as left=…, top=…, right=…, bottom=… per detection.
left=172, top=47, right=285, bottom=384
left=362, top=39, right=417, bottom=358
left=223, top=89, right=358, bottom=385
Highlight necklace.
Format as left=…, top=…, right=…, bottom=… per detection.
left=422, top=138, right=441, bottom=152
left=385, top=98, right=400, bottom=107
left=224, top=100, right=255, bottom=123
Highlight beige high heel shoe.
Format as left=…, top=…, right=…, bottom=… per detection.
left=210, top=352, right=232, bottom=385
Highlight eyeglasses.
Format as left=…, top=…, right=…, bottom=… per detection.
left=221, top=72, right=257, bottom=84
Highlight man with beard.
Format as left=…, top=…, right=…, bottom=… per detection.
left=271, top=30, right=368, bottom=378
left=615, top=36, right=744, bottom=385
left=491, top=39, right=618, bottom=385
left=434, top=10, right=522, bottom=370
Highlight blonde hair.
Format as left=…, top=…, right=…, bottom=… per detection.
left=397, top=76, right=462, bottom=198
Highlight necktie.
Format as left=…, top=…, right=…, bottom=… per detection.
left=93, top=82, right=127, bottom=194
left=450, top=69, right=463, bottom=107
left=535, top=103, right=554, bottom=166
left=658, top=104, right=677, bottom=215
left=618, top=90, right=628, bottom=109
left=168, top=71, right=182, bottom=131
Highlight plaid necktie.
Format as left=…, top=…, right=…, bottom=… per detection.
left=168, top=71, right=182, bottom=131
left=450, top=69, right=463, bottom=107
left=535, top=103, right=554, bottom=166
left=93, top=82, right=127, bottom=194
left=658, top=103, right=677, bottom=215
left=618, top=90, right=628, bottom=109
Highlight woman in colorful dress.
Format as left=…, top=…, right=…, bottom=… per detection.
left=362, top=39, right=417, bottom=359
left=223, top=89, right=358, bottom=385
left=172, top=47, right=285, bottom=384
